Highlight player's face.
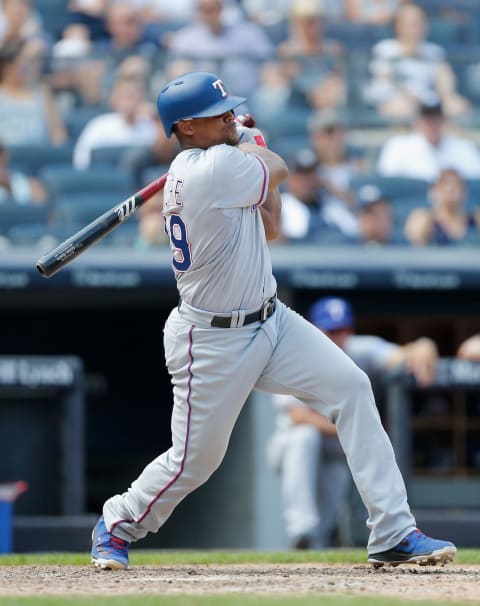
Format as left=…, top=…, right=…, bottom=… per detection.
left=178, top=110, right=239, bottom=149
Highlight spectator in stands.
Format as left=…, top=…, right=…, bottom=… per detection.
left=139, top=0, right=196, bottom=25
left=0, top=40, right=67, bottom=146
left=73, top=76, right=158, bottom=170
left=92, top=2, right=157, bottom=95
left=353, top=183, right=399, bottom=245
left=0, top=140, right=47, bottom=204
left=0, top=0, right=49, bottom=49
left=364, top=3, right=470, bottom=120
left=241, top=0, right=294, bottom=31
left=126, top=115, right=178, bottom=189
left=377, top=102, right=480, bottom=181
left=404, top=168, right=480, bottom=246
left=308, top=109, right=363, bottom=237
left=67, top=0, right=108, bottom=41
left=243, top=0, right=345, bottom=31
left=166, top=0, right=274, bottom=98
left=345, top=0, right=405, bottom=26
left=457, top=334, right=480, bottom=362
left=51, top=23, right=91, bottom=65
left=248, top=59, right=294, bottom=126
left=267, top=296, right=439, bottom=549
left=279, top=147, right=338, bottom=242
left=276, top=0, right=345, bottom=111
left=49, top=23, right=105, bottom=108
left=139, top=0, right=244, bottom=46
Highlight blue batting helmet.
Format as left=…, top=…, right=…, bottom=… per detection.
left=309, top=297, right=354, bottom=331
left=157, top=72, right=246, bottom=137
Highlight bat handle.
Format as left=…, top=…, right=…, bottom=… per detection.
left=139, top=175, right=167, bottom=201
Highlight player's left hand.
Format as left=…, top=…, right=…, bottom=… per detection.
left=406, top=337, right=438, bottom=387
left=235, top=114, right=267, bottom=147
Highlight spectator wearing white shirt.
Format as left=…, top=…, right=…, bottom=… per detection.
left=73, top=77, right=158, bottom=170
left=308, top=109, right=363, bottom=237
left=377, top=102, right=480, bottom=182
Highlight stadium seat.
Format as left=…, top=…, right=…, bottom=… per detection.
left=7, top=223, right=50, bottom=247
left=52, top=192, right=133, bottom=225
left=141, top=165, right=170, bottom=188
left=90, top=145, right=153, bottom=168
left=268, top=135, right=311, bottom=163
left=51, top=193, right=140, bottom=246
left=35, top=0, right=70, bottom=39
left=39, top=165, right=135, bottom=198
left=8, top=144, right=74, bottom=176
left=0, top=203, right=50, bottom=236
left=464, top=179, right=480, bottom=210
left=324, top=22, right=393, bottom=48
left=248, top=104, right=311, bottom=140
left=428, top=18, right=465, bottom=45
left=350, top=175, right=430, bottom=201
left=64, top=106, right=109, bottom=141
left=389, top=196, right=430, bottom=226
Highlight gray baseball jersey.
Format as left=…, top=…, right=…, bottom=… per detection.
left=163, top=144, right=276, bottom=312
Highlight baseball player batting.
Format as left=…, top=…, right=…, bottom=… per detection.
left=91, top=71, right=456, bottom=570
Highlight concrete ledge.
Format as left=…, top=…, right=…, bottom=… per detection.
left=413, top=510, right=480, bottom=548
left=13, top=515, right=98, bottom=553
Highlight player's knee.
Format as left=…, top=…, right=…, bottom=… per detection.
left=185, top=444, right=227, bottom=486
left=345, top=365, right=373, bottom=400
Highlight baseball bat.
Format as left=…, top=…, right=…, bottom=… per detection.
left=36, top=173, right=167, bottom=278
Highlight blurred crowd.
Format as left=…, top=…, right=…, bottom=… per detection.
left=1, top=0, right=480, bottom=249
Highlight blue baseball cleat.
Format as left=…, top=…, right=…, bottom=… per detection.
left=368, top=529, right=457, bottom=568
left=91, top=516, right=130, bottom=570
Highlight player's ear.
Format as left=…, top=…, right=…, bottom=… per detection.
left=176, top=120, right=195, bottom=137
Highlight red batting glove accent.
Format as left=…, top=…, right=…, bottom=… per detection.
left=253, top=134, right=267, bottom=147
left=235, top=113, right=256, bottom=128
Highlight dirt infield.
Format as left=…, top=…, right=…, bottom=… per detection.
left=0, top=563, right=479, bottom=601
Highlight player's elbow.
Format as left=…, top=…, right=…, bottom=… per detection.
left=268, top=160, right=289, bottom=191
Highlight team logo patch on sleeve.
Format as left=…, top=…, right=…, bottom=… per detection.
left=254, top=134, right=266, bottom=147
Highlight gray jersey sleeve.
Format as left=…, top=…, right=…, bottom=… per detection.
left=211, top=145, right=269, bottom=209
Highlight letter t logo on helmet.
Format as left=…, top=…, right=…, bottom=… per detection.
left=157, top=72, right=246, bottom=137
left=212, top=79, right=227, bottom=97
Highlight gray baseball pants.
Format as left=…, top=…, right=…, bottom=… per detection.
left=103, top=299, right=416, bottom=554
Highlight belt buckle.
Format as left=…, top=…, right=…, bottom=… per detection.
left=260, top=299, right=272, bottom=322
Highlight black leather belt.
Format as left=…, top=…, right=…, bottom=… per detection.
left=211, top=296, right=276, bottom=328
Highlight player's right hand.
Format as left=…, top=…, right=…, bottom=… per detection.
left=235, top=114, right=267, bottom=147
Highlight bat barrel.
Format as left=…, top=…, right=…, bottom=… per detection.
left=35, top=174, right=167, bottom=278
left=36, top=255, right=64, bottom=278
left=36, top=206, right=127, bottom=278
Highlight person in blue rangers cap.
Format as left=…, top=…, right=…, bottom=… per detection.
left=90, top=71, right=456, bottom=570
left=268, top=296, right=440, bottom=550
